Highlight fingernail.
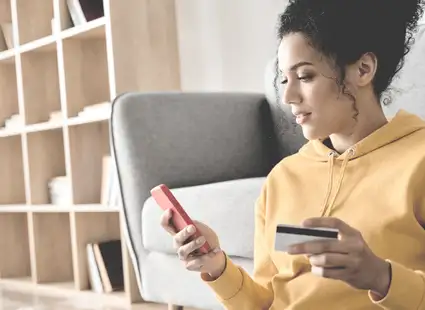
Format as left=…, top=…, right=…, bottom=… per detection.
left=197, top=236, right=205, bottom=244
left=187, top=225, right=195, bottom=233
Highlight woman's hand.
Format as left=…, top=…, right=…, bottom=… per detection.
left=287, top=217, right=391, bottom=298
left=160, top=209, right=226, bottom=279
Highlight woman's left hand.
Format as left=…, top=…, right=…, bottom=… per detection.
left=287, top=217, right=391, bottom=298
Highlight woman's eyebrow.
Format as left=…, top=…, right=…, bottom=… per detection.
left=279, top=61, right=314, bottom=74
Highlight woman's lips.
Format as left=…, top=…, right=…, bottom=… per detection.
left=295, top=113, right=312, bottom=125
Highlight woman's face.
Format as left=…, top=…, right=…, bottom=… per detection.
left=278, top=33, right=358, bottom=141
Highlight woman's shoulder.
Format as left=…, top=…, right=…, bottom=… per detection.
left=266, top=152, right=306, bottom=180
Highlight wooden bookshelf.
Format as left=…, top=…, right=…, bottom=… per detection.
left=0, top=0, right=180, bottom=306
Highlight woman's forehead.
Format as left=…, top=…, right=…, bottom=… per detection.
left=278, top=33, right=322, bottom=73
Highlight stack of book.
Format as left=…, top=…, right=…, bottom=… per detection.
left=86, top=239, right=124, bottom=293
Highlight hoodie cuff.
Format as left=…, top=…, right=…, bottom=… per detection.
left=201, top=255, right=244, bottom=301
left=369, top=260, right=425, bottom=309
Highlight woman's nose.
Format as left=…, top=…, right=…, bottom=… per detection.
left=282, top=82, right=302, bottom=105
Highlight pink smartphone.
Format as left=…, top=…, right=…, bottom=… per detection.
left=150, top=184, right=211, bottom=254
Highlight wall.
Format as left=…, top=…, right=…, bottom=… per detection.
left=175, top=0, right=288, bottom=93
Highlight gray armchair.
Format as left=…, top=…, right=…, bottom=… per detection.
left=110, top=91, right=305, bottom=309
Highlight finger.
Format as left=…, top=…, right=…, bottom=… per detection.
left=311, top=265, right=348, bottom=280
left=173, top=225, right=197, bottom=249
left=302, top=217, right=358, bottom=237
left=309, top=253, right=352, bottom=268
left=185, top=248, right=222, bottom=272
left=177, top=236, right=206, bottom=260
left=288, top=239, right=351, bottom=255
left=160, top=209, right=177, bottom=235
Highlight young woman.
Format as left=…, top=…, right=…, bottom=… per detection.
left=161, top=0, right=425, bottom=309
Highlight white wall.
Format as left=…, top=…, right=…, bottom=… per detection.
left=175, top=0, right=288, bottom=93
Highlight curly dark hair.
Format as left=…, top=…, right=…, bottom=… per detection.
left=276, top=0, right=425, bottom=106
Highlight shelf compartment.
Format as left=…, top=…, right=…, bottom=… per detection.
left=68, top=121, right=110, bottom=204
left=0, top=213, right=31, bottom=278
left=71, top=212, right=120, bottom=291
left=27, top=128, right=67, bottom=205
left=0, top=0, right=15, bottom=52
left=0, top=136, right=26, bottom=204
left=21, top=47, right=61, bottom=125
left=0, top=59, right=19, bottom=131
left=62, top=34, right=110, bottom=118
left=16, top=0, right=54, bottom=45
left=61, top=17, right=106, bottom=40
left=29, top=212, right=73, bottom=284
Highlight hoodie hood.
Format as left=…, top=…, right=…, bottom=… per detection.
left=297, top=109, right=425, bottom=217
left=299, top=109, right=425, bottom=162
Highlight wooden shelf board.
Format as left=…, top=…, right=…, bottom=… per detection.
left=0, top=277, right=33, bottom=285
left=25, top=121, right=63, bottom=133
left=0, top=49, right=15, bottom=63
left=61, top=17, right=106, bottom=40
left=0, top=204, right=120, bottom=213
left=67, top=114, right=110, bottom=127
left=0, top=277, right=127, bottom=306
left=20, top=35, right=57, bottom=54
left=0, top=128, right=22, bottom=137
left=0, top=205, right=30, bottom=212
left=71, top=204, right=120, bottom=213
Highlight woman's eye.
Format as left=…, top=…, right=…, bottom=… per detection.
left=299, top=75, right=313, bottom=81
left=280, top=79, right=288, bottom=85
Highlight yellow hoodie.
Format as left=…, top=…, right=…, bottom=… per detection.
left=203, top=110, right=425, bottom=310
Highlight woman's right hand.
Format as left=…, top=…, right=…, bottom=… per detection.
left=160, top=209, right=226, bottom=279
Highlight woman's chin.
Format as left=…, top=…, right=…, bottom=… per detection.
left=301, top=126, right=327, bottom=141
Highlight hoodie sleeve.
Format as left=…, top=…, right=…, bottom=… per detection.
left=201, top=182, right=278, bottom=309
left=368, top=158, right=425, bottom=309
left=368, top=260, right=425, bottom=309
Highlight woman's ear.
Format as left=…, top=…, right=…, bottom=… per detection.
left=356, top=52, right=378, bottom=86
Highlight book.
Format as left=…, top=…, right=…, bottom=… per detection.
left=66, top=0, right=86, bottom=26
left=66, top=0, right=104, bottom=26
left=100, top=155, right=120, bottom=207
left=86, top=243, right=104, bottom=293
left=92, top=240, right=124, bottom=293
left=78, top=0, right=104, bottom=22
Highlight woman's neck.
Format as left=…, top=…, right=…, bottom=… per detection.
left=329, top=99, right=388, bottom=154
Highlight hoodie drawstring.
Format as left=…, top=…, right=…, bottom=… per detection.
left=320, top=148, right=355, bottom=217
left=319, top=152, right=336, bottom=216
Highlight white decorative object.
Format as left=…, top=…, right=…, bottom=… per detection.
left=48, top=176, right=72, bottom=206
left=78, top=102, right=112, bottom=119
left=3, top=114, right=23, bottom=130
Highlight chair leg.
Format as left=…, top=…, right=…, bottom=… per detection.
left=168, top=304, right=184, bottom=310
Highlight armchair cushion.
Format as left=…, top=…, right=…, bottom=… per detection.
left=142, top=177, right=266, bottom=259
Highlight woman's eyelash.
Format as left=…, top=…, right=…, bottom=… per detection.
left=299, top=75, right=313, bottom=81
left=280, top=75, right=313, bottom=85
